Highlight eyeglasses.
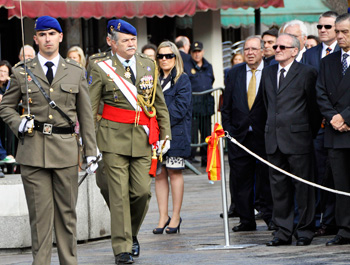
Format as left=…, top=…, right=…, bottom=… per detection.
left=272, top=45, right=294, bottom=50
left=156, top=53, right=176, bottom=60
left=317, top=24, right=333, bottom=30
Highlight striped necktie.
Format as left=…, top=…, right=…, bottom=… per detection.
left=325, top=47, right=332, bottom=56
left=342, top=53, right=349, bottom=76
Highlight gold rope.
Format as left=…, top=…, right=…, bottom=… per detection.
left=136, top=60, right=158, bottom=118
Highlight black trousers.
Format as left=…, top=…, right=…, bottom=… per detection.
left=228, top=132, right=272, bottom=225
left=328, top=148, right=350, bottom=238
left=268, top=148, right=315, bottom=241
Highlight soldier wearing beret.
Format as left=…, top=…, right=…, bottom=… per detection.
left=0, top=16, right=98, bottom=265
left=88, top=19, right=171, bottom=264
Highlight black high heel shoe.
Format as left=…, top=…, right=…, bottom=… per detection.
left=153, top=216, right=171, bottom=234
left=166, top=217, right=182, bottom=234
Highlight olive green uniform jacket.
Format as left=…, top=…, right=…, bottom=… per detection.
left=88, top=52, right=171, bottom=156
left=0, top=56, right=97, bottom=167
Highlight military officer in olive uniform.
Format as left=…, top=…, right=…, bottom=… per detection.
left=0, top=16, right=97, bottom=265
left=88, top=19, right=171, bottom=264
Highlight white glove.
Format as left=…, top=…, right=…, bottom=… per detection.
left=86, top=155, right=99, bottom=175
left=157, top=139, right=170, bottom=155
left=19, top=118, right=34, bottom=133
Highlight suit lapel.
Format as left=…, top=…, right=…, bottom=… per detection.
left=112, top=55, right=129, bottom=81
left=28, top=57, right=47, bottom=84
left=269, top=64, right=278, bottom=93
left=251, top=62, right=265, bottom=110
left=238, top=65, right=249, bottom=111
left=333, top=51, right=350, bottom=103
left=278, top=60, right=299, bottom=94
left=52, top=56, right=68, bottom=86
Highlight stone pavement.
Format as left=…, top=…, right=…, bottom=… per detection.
left=1, top=162, right=350, bottom=264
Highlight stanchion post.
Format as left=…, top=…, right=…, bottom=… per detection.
left=219, top=137, right=230, bottom=246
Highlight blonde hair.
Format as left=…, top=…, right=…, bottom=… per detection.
left=67, top=46, right=86, bottom=67
left=156, top=41, right=183, bottom=84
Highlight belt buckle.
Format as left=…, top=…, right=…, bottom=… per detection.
left=43, top=123, right=53, bottom=135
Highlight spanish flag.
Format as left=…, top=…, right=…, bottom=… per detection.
left=205, top=123, right=225, bottom=181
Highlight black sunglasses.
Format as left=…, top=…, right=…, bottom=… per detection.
left=156, top=53, right=176, bottom=59
left=272, top=45, right=294, bottom=50
left=317, top=24, right=333, bottom=30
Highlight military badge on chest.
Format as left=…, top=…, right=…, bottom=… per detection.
left=139, top=75, right=153, bottom=104
left=124, top=68, right=132, bottom=79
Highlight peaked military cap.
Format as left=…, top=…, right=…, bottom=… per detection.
left=35, top=16, right=62, bottom=33
left=107, top=19, right=137, bottom=36
left=191, top=41, right=203, bottom=52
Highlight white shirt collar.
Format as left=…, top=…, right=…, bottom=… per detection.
left=245, top=60, right=264, bottom=72
left=37, top=52, right=60, bottom=70
left=278, top=60, right=294, bottom=75
left=116, top=54, right=136, bottom=67
left=322, top=41, right=337, bottom=51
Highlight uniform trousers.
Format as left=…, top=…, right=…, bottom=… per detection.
left=21, top=165, right=79, bottom=265
left=328, top=148, right=350, bottom=238
left=103, top=152, right=152, bottom=255
left=268, top=148, right=315, bottom=241
left=95, top=159, right=109, bottom=207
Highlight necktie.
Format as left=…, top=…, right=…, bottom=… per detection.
left=45, top=61, right=54, bottom=84
left=125, top=59, right=136, bottom=85
left=325, top=47, right=332, bottom=56
left=247, top=69, right=256, bottom=110
left=342, top=53, right=349, bottom=76
left=278, top=68, right=285, bottom=90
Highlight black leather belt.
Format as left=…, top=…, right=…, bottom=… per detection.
left=34, top=120, right=74, bottom=135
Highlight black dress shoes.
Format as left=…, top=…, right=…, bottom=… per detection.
left=115, top=252, right=134, bottom=264
left=326, top=235, right=350, bottom=246
left=296, top=237, right=312, bottom=246
left=220, top=210, right=238, bottom=219
left=315, top=224, right=338, bottom=237
left=232, top=223, right=256, bottom=232
left=131, top=236, right=140, bottom=257
left=266, top=237, right=292, bottom=246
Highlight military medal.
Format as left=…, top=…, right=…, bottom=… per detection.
left=124, top=69, right=131, bottom=79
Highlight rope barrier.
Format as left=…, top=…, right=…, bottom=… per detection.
left=225, top=131, right=350, bottom=197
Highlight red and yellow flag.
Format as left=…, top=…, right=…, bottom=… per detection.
left=205, top=123, right=225, bottom=181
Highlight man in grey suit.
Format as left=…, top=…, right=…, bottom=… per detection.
left=262, top=33, right=321, bottom=247
left=316, top=13, right=350, bottom=246
left=0, top=16, right=97, bottom=264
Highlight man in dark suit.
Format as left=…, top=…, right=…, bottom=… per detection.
left=301, top=10, right=339, bottom=237
left=262, top=33, right=321, bottom=246
left=175, top=35, right=191, bottom=64
left=316, top=13, right=350, bottom=246
left=262, top=28, right=278, bottom=66
left=222, top=36, right=273, bottom=232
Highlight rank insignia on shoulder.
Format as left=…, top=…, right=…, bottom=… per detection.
left=191, top=68, right=196, bottom=75
left=88, top=75, right=93, bottom=85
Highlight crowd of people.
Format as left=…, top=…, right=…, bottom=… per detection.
left=222, top=10, right=350, bottom=248
left=0, top=9, right=350, bottom=265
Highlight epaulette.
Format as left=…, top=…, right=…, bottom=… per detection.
left=14, top=61, right=25, bottom=68
left=65, top=58, right=83, bottom=69
left=138, top=52, right=153, bottom=60
left=89, top=52, right=108, bottom=61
